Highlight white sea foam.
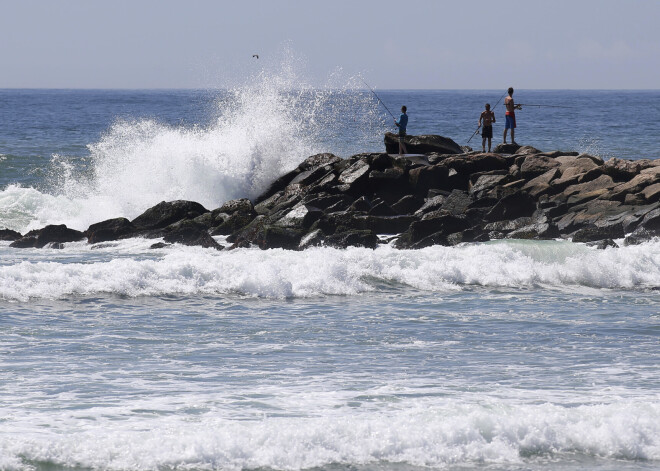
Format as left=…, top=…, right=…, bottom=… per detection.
left=0, top=54, right=382, bottom=234
left=1, top=239, right=659, bottom=302
left=1, top=397, right=658, bottom=470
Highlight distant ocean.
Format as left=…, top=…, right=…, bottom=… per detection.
left=1, top=83, right=659, bottom=471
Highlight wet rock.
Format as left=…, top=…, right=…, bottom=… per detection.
left=132, top=200, right=209, bottom=231
left=163, top=220, right=223, bottom=250
left=0, top=229, right=22, bottom=241
left=10, top=224, right=86, bottom=249
left=337, top=159, right=371, bottom=194
left=325, top=229, right=379, bottom=249
left=586, top=239, right=619, bottom=249
left=86, top=218, right=136, bottom=244
left=571, top=224, right=624, bottom=243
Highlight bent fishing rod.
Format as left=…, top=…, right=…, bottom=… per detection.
left=466, top=90, right=508, bottom=144
left=362, top=80, right=397, bottom=121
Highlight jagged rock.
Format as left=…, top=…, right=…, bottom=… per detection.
left=507, top=222, right=559, bottom=240
left=337, top=159, right=371, bottom=194
left=493, top=143, right=521, bottom=154
left=162, top=220, right=223, bottom=250
left=520, top=155, right=561, bottom=178
left=272, top=204, right=324, bottom=230
left=391, top=195, right=424, bottom=214
left=469, top=173, right=512, bottom=198
left=349, top=196, right=372, bottom=212
left=10, top=224, right=85, bottom=248
left=408, top=164, right=449, bottom=196
left=86, top=218, right=137, bottom=244
left=586, top=239, right=619, bottom=249
left=369, top=201, right=396, bottom=216
left=602, top=158, right=641, bottom=180
left=150, top=242, right=170, bottom=249
left=414, top=195, right=447, bottom=215
left=407, top=214, right=470, bottom=243
left=0, top=229, right=22, bottom=241
left=259, top=225, right=305, bottom=250
left=605, top=173, right=660, bottom=202
left=325, top=229, right=379, bottom=249
left=571, top=224, right=624, bottom=243
left=362, top=215, right=417, bottom=234
left=132, top=200, right=208, bottom=231
left=440, top=190, right=473, bottom=215
left=298, top=229, right=326, bottom=249
left=624, top=227, right=657, bottom=246
left=210, top=210, right=256, bottom=236
left=485, top=191, right=536, bottom=222
left=384, top=133, right=462, bottom=155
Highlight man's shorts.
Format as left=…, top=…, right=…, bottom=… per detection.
left=505, top=114, right=516, bottom=129
left=398, top=131, right=406, bottom=142
left=482, top=125, right=493, bottom=139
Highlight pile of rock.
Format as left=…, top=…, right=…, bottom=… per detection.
left=4, top=136, right=660, bottom=250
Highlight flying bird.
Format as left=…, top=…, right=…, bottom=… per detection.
left=252, top=54, right=259, bottom=59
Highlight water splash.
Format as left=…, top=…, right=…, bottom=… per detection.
left=0, top=50, right=384, bottom=233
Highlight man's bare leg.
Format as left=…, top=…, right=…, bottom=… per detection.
left=487, top=138, right=492, bottom=152
left=503, top=129, right=508, bottom=144
left=511, top=129, right=516, bottom=145
left=482, top=137, right=486, bottom=152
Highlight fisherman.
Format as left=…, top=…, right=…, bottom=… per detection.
left=478, top=103, right=496, bottom=152
left=503, top=87, right=521, bottom=145
left=394, top=106, right=408, bottom=155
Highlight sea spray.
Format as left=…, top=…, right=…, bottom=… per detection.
left=0, top=58, right=383, bottom=233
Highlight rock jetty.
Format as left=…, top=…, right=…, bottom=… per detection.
left=5, top=135, right=660, bottom=250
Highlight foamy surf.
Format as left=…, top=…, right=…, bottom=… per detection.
left=1, top=397, right=658, bottom=471
left=1, top=239, right=659, bottom=302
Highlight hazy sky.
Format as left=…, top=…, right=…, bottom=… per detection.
left=1, top=0, right=658, bottom=89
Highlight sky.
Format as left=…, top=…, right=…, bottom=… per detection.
left=1, top=0, right=658, bottom=89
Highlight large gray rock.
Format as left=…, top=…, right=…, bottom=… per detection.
left=384, top=133, right=462, bottom=155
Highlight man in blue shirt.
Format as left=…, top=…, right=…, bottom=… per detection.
left=395, top=106, right=408, bottom=155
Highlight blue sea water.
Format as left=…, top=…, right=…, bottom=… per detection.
left=1, top=82, right=660, bottom=471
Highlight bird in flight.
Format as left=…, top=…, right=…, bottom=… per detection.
left=252, top=54, right=259, bottom=59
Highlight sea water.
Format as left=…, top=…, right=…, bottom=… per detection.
left=1, top=70, right=660, bottom=470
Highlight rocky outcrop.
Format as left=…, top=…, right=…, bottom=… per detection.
left=10, top=134, right=660, bottom=250
left=10, top=224, right=85, bottom=248
left=0, top=229, right=22, bottom=241
left=384, top=133, right=462, bottom=155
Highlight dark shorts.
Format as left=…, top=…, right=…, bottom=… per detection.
left=482, top=125, right=493, bottom=139
left=505, top=114, right=516, bottom=129
left=398, top=131, right=406, bottom=142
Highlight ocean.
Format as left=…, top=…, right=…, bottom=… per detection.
left=1, top=82, right=659, bottom=471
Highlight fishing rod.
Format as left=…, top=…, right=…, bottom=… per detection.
left=466, top=90, right=508, bottom=144
left=517, top=103, right=572, bottom=108
left=362, top=80, right=397, bottom=120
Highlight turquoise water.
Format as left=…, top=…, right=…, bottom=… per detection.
left=1, top=86, right=659, bottom=471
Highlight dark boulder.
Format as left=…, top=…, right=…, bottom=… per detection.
left=485, top=191, right=536, bottom=222
left=162, top=220, right=223, bottom=250
left=0, top=229, right=22, bottom=241
left=86, top=218, right=137, bottom=244
left=384, top=133, right=462, bottom=155
left=132, top=200, right=209, bottom=231
left=408, top=164, right=449, bottom=196
left=571, top=224, right=624, bottom=243
left=325, top=229, right=379, bottom=249
left=10, top=224, right=86, bottom=248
